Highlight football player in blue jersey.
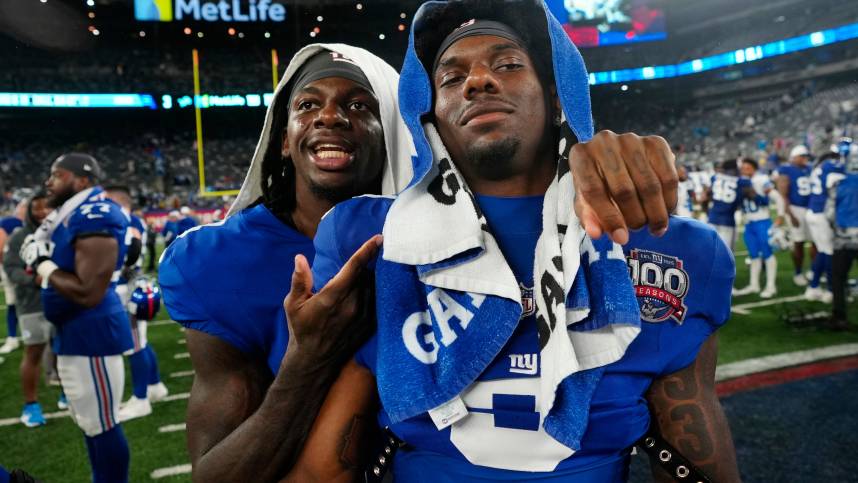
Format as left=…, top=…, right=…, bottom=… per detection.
left=21, top=153, right=133, bottom=483
left=177, top=206, right=197, bottom=236
left=159, top=45, right=416, bottom=482
left=703, top=159, right=742, bottom=251
left=776, top=145, right=815, bottom=286
left=0, top=199, right=26, bottom=355
left=105, top=186, right=168, bottom=421
left=827, top=167, right=858, bottom=329
left=161, top=210, right=180, bottom=247
left=804, top=151, right=846, bottom=302
left=284, top=2, right=738, bottom=482
left=733, top=158, right=779, bottom=298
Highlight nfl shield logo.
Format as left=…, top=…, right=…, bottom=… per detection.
left=520, top=283, right=535, bottom=319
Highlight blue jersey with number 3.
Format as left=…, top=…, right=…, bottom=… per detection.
left=312, top=196, right=734, bottom=481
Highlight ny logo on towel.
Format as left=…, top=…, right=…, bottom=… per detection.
left=508, top=353, right=538, bottom=375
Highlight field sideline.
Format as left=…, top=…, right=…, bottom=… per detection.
left=0, top=240, right=855, bottom=482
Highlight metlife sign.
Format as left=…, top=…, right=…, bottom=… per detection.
left=135, top=0, right=287, bottom=22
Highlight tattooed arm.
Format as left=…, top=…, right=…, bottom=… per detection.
left=283, top=358, right=379, bottom=483
left=645, top=334, right=741, bottom=482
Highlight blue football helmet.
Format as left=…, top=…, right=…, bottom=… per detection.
left=129, top=277, right=161, bottom=321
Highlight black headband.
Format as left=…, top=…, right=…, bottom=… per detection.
left=52, top=152, right=102, bottom=180
left=289, top=50, right=374, bottom=104
left=432, top=19, right=527, bottom=73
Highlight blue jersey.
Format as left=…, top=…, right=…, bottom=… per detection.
left=178, top=216, right=197, bottom=236
left=776, top=164, right=812, bottom=207
left=159, top=204, right=313, bottom=375
left=707, top=174, right=741, bottom=226
left=808, top=159, right=846, bottom=213
left=0, top=217, right=22, bottom=235
left=162, top=220, right=179, bottom=244
left=737, top=176, right=771, bottom=219
left=313, top=197, right=734, bottom=481
left=43, top=187, right=133, bottom=356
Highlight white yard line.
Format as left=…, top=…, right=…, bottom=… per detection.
left=715, top=343, right=858, bottom=381
left=148, top=320, right=173, bottom=327
left=0, top=392, right=190, bottom=427
left=734, top=250, right=749, bottom=256
left=177, top=339, right=186, bottom=344
left=150, top=464, right=192, bottom=479
left=0, top=410, right=69, bottom=427
left=161, top=392, right=190, bottom=402
left=158, top=423, right=187, bottom=433
left=731, top=294, right=806, bottom=314
left=170, top=370, right=195, bottom=379
left=173, top=352, right=190, bottom=359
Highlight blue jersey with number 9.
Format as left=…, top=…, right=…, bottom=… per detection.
left=777, top=164, right=812, bottom=207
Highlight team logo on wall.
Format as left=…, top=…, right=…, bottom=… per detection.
left=626, top=249, right=689, bottom=324
left=520, top=283, right=535, bottom=319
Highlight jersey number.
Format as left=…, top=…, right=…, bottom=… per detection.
left=796, top=176, right=812, bottom=197
left=712, top=178, right=737, bottom=203
left=450, top=378, right=574, bottom=472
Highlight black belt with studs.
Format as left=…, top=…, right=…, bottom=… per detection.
left=363, top=427, right=407, bottom=483
left=635, top=431, right=713, bottom=483
left=364, top=427, right=712, bottom=483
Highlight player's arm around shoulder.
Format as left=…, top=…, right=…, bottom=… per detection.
left=282, top=358, right=379, bottom=483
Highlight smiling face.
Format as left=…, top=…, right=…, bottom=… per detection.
left=283, top=76, right=385, bottom=203
left=432, top=35, right=555, bottom=188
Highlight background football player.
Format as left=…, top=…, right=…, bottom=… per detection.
left=23, top=153, right=133, bottom=483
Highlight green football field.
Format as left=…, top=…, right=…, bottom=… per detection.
left=0, top=240, right=855, bottom=482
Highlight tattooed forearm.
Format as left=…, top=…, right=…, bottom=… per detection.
left=645, top=335, right=741, bottom=482
left=338, top=415, right=371, bottom=470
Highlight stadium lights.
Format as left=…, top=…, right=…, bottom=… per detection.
left=197, top=31, right=204, bottom=38
left=39, top=0, right=47, bottom=3
left=92, top=29, right=100, bottom=36
left=313, top=26, right=320, bottom=34
left=309, top=31, right=316, bottom=38
left=400, top=12, right=406, bottom=19
left=589, top=20, right=858, bottom=85
left=0, top=93, right=158, bottom=109
left=317, top=15, right=323, bottom=22
left=620, top=84, right=628, bottom=91
left=86, top=0, right=94, bottom=6
left=356, top=3, right=363, bottom=10
left=379, top=33, right=385, bottom=40
left=228, top=27, right=236, bottom=35
left=264, top=31, right=270, bottom=38
left=88, top=12, right=95, bottom=18
left=238, top=32, right=244, bottom=38
left=398, top=24, right=406, bottom=32
left=139, top=31, right=146, bottom=37
left=184, top=27, right=192, bottom=35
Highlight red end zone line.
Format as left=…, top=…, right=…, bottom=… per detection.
left=716, top=355, right=858, bottom=398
